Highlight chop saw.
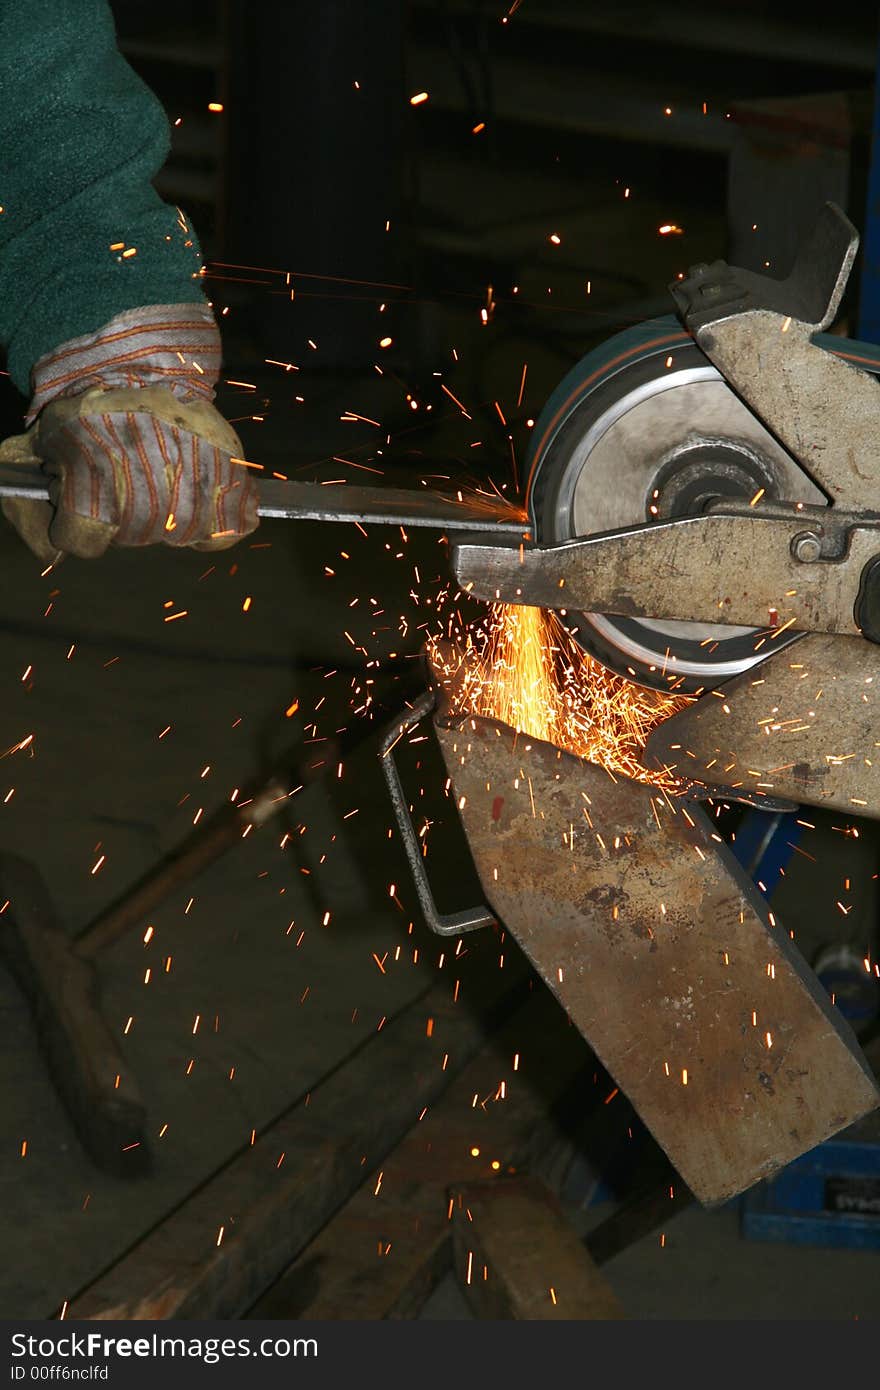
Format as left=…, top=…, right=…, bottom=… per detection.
left=455, top=201, right=880, bottom=815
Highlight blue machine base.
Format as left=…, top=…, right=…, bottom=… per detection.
left=740, top=1121, right=880, bottom=1251
left=742, top=1204, right=880, bottom=1251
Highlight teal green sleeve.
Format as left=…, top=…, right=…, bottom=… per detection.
left=0, top=0, right=208, bottom=394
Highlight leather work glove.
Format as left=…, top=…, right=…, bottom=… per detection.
left=1, top=303, right=259, bottom=563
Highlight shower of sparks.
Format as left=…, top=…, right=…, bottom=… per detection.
left=428, top=603, right=689, bottom=787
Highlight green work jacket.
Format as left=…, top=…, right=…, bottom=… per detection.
left=0, top=0, right=206, bottom=395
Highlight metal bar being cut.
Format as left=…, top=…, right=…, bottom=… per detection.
left=0, top=461, right=529, bottom=534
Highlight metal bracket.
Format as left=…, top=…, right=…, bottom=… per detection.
left=670, top=201, right=858, bottom=333
left=670, top=202, right=880, bottom=510
left=379, top=692, right=495, bottom=937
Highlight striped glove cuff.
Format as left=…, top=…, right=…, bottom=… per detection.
left=28, top=303, right=221, bottom=423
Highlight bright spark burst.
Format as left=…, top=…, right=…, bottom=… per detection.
left=429, top=604, right=689, bottom=788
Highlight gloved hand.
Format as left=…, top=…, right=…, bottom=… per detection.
left=1, top=303, right=259, bottom=563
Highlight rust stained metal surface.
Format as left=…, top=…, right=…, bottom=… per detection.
left=434, top=711, right=879, bottom=1204
left=453, top=509, right=879, bottom=637
left=671, top=202, right=869, bottom=508
left=450, top=1177, right=625, bottom=1320
left=645, top=632, right=880, bottom=817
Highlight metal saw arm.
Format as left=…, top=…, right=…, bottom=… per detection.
left=453, top=499, right=880, bottom=643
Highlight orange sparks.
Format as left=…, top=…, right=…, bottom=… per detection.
left=440, top=382, right=471, bottom=417
left=410, top=91, right=429, bottom=106
left=517, top=362, right=528, bottom=408
left=429, top=605, right=688, bottom=787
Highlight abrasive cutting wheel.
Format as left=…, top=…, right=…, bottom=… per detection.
left=527, top=315, right=829, bottom=693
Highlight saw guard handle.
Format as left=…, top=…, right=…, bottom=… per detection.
left=379, top=691, right=495, bottom=937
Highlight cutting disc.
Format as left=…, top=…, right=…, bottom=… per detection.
left=527, top=315, right=828, bottom=692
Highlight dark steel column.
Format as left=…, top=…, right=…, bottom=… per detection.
left=225, top=1, right=405, bottom=366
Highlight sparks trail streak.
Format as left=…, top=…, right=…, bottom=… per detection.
left=429, top=605, right=689, bottom=788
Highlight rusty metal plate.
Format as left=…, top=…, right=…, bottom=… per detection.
left=645, top=632, right=880, bottom=817
left=434, top=712, right=879, bottom=1203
